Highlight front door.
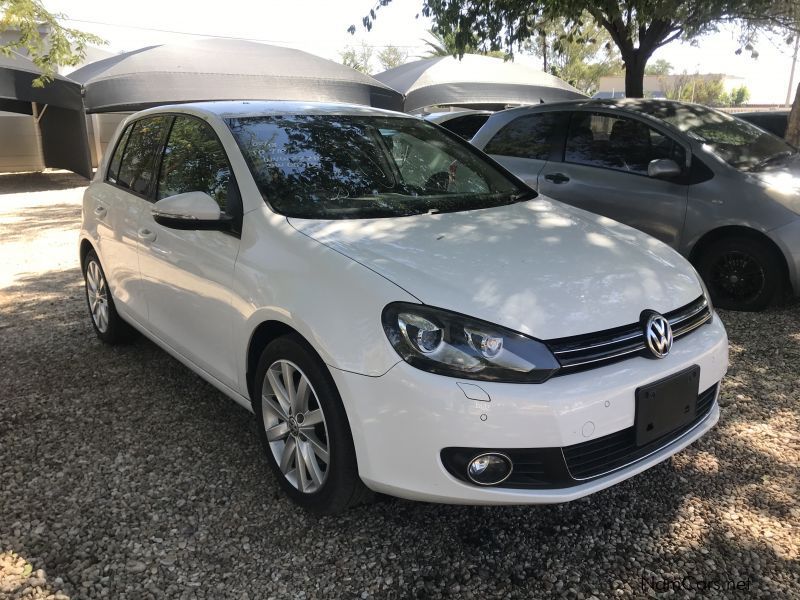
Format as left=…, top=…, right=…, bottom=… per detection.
left=537, top=111, right=689, bottom=247
left=137, top=115, right=242, bottom=389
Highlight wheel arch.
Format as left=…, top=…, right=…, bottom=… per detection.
left=246, top=320, right=320, bottom=404
left=79, top=237, right=96, bottom=268
left=688, top=225, right=790, bottom=286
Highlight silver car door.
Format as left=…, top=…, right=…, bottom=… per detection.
left=537, top=111, right=690, bottom=248
left=480, top=111, right=566, bottom=190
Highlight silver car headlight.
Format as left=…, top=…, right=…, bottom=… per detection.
left=382, top=303, right=560, bottom=383
left=694, top=269, right=715, bottom=317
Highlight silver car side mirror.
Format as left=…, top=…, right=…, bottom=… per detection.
left=152, top=191, right=230, bottom=231
left=648, top=158, right=682, bottom=179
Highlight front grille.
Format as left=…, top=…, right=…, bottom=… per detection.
left=562, top=384, right=718, bottom=480
left=547, top=296, right=711, bottom=375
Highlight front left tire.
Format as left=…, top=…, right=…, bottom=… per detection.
left=253, top=334, right=371, bottom=514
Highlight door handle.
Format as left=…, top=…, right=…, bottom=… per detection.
left=544, top=172, right=570, bottom=184
left=137, top=228, right=157, bottom=243
left=93, top=205, right=107, bottom=217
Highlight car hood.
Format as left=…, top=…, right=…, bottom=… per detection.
left=288, top=198, right=703, bottom=339
left=750, top=155, right=800, bottom=215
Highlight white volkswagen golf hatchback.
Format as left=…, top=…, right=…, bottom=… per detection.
left=80, top=102, right=728, bottom=514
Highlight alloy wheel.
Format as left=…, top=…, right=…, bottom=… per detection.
left=261, top=359, right=330, bottom=493
left=85, top=260, right=110, bottom=333
left=709, top=250, right=766, bottom=303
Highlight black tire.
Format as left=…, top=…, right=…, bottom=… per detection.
left=695, top=236, right=784, bottom=311
left=82, top=250, right=135, bottom=344
left=253, top=334, right=371, bottom=514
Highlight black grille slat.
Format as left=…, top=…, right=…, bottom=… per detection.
left=563, top=384, right=718, bottom=479
left=548, top=296, right=711, bottom=374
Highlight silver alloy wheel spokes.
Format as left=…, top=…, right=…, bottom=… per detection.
left=261, top=359, right=330, bottom=493
left=85, top=260, right=109, bottom=333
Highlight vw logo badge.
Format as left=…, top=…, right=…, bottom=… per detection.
left=643, top=312, right=673, bottom=359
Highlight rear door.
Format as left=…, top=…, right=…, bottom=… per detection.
left=92, top=116, right=170, bottom=324
left=136, top=114, right=243, bottom=388
left=537, top=110, right=690, bottom=247
left=481, top=111, right=566, bottom=189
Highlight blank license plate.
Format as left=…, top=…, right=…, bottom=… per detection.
left=635, top=366, right=700, bottom=447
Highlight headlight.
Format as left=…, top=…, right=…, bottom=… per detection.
left=694, top=268, right=714, bottom=316
left=382, top=303, right=560, bottom=383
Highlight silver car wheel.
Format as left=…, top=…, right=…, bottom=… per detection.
left=85, top=260, right=109, bottom=333
left=261, top=359, right=330, bottom=493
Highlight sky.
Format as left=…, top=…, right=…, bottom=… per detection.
left=44, top=0, right=797, bottom=105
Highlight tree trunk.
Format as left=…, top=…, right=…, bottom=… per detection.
left=786, top=82, right=800, bottom=147
left=623, top=52, right=647, bottom=98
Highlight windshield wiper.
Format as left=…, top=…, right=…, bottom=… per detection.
left=750, top=150, right=796, bottom=171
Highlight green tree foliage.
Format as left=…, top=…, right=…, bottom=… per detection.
left=662, top=73, right=727, bottom=106
left=0, top=0, right=103, bottom=86
left=528, top=16, right=622, bottom=95
left=727, top=84, right=750, bottom=106
left=645, top=58, right=673, bottom=75
left=421, top=28, right=506, bottom=59
left=376, top=45, right=408, bottom=70
left=340, top=43, right=374, bottom=74
left=352, top=0, right=800, bottom=97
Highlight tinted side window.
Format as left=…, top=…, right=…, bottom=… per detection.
left=157, top=116, right=232, bottom=211
left=484, top=113, right=560, bottom=160
left=107, top=124, right=133, bottom=183
left=116, top=116, right=169, bottom=196
left=565, top=112, right=686, bottom=176
left=441, top=114, right=491, bottom=140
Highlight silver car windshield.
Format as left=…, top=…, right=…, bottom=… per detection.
left=635, top=102, right=796, bottom=171
left=226, top=115, right=530, bottom=219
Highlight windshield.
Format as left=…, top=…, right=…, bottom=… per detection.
left=226, top=114, right=529, bottom=219
left=634, top=102, right=795, bottom=171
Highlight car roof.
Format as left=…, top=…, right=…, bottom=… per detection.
left=424, top=109, right=493, bottom=120
left=735, top=110, right=789, bottom=117
left=129, top=100, right=414, bottom=120
left=495, top=97, right=714, bottom=115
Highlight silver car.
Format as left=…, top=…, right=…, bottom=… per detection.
left=423, top=109, right=493, bottom=140
left=472, top=99, right=800, bottom=311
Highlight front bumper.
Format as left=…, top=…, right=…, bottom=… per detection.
left=330, top=315, right=728, bottom=504
left=770, top=218, right=800, bottom=295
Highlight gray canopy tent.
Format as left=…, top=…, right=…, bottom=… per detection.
left=374, top=54, right=586, bottom=113
left=69, top=38, right=404, bottom=113
left=0, top=52, right=92, bottom=178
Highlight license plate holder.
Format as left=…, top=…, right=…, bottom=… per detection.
left=635, top=365, right=700, bottom=447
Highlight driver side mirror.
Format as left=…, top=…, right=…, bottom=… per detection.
left=152, top=191, right=230, bottom=231
left=647, top=158, right=682, bottom=180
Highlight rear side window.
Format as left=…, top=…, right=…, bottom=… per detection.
left=116, top=116, right=170, bottom=196
left=107, top=124, right=133, bottom=184
left=483, top=113, right=561, bottom=160
left=565, top=112, right=686, bottom=176
left=156, top=116, right=233, bottom=211
left=440, top=114, right=491, bottom=140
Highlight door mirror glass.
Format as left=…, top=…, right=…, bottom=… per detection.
left=648, top=158, right=682, bottom=179
left=152, top=191, right=228, bottom=230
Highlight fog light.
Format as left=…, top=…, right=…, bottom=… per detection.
left=466, top=452, right=512, bottom=485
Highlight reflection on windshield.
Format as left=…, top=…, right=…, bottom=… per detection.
left=226, top=115, right=527, bottom=219
left=632, top=100, right=795, bottom=171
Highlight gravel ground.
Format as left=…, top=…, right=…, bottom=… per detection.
left=1, top=171, right=798, bottom=599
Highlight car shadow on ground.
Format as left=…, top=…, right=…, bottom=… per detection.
left=0, top=172, right=89, bottom=196
left=1, top=264, right=797, bottom=599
